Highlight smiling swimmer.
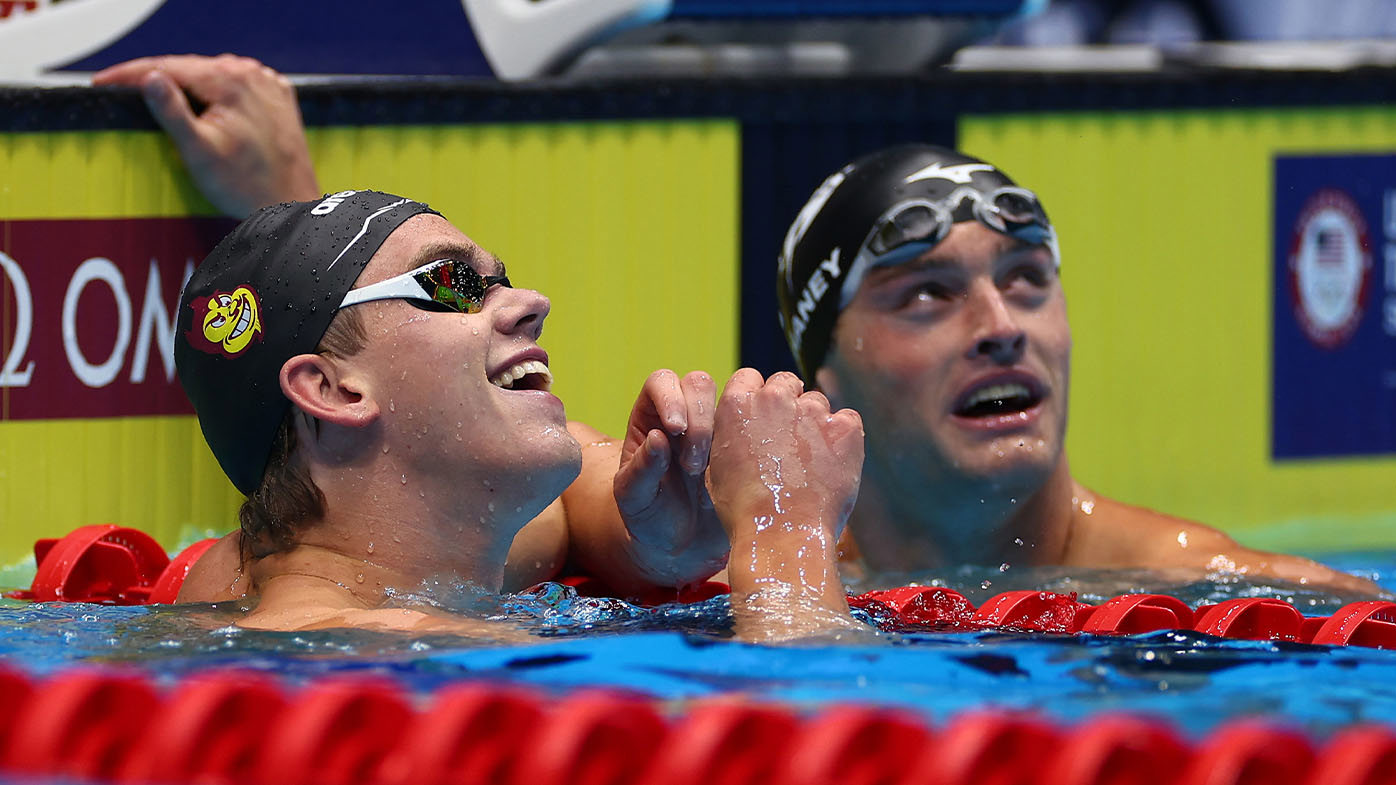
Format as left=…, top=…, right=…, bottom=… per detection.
left=173, top=190, right=863, bottom=638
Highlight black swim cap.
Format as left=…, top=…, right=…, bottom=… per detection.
left=776, top=144, right=1056, bottom=379
left=175, top=190, right=440, bottom=495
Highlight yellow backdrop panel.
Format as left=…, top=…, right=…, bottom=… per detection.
left=0, top=120, right=740, bottom=568
left=960, top=107, right=1396, bottom=551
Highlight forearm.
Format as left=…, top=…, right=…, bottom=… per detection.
left=725, top=509, right=856, bottom=642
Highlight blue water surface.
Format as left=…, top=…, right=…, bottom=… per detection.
left=1, top=552, right=1394, bottom=742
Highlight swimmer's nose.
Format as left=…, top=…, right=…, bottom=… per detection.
left=966, top=286, right=1026, bottom=365
left=492, top=286, right=550, bottom=341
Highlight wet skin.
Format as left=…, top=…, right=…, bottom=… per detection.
left=239, top=215, right=582, bottom=631
left=817, top=222, right=1379, bottom=593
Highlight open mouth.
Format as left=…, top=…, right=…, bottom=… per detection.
left=490, top=359, right=553, bottom=392
left=953, top=380, right=1043, bottom=418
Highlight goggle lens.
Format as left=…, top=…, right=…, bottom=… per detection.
left=411, top=261, right=509, bottom=314
left=870, top=204, right=948, bottom=256
left=339, top=258, right=511, bottom=315
left=991, top=190, right=1041, bottom=224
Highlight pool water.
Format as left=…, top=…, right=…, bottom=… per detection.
left=1, top=552, right=1393, bottom=741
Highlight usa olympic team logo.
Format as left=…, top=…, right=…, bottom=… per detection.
left=1288, top=188, right=1371, bottom=350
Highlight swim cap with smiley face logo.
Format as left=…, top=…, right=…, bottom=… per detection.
left=187, top=285, right=264, bottom=357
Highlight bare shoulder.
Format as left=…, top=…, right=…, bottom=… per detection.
left=243, top=603, right=531, bottom=642
left=1064, top=487, right=1225, bottom=564
left=175, top=531, right=251, bottom=603
left=566, top=419, right=613, bottom=444
left=1068, top=486, right=1380, bottom=593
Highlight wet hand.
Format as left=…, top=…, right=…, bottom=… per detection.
left=707, top=369, right=865, bottom=641
left=612, top=369, right=727, bottom=581
left=707, top=369, right=864, bottom=540
left=93, top=54, right=320, bottom=218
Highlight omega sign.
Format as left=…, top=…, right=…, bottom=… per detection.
left=0, top=217, right=232, bottom=420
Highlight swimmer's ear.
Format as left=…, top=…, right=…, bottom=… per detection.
left=280, top=353, right=380, bottom=429
left=813, top=366, right=844, bottom=410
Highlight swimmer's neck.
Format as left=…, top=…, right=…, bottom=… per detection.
left=246, top=472, right=538, bottom=603
left=246, top=522, right=504, bottom=607
left=846, top=458, right=1081, bottom=572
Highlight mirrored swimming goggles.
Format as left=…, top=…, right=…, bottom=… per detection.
left=838, top=186, right=1057, bottom=309
left=339, top=258, right=511, bottom=314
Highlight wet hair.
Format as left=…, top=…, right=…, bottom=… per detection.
left=237, top=307, right=368, bottom=561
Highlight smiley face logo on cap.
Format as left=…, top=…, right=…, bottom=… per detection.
left=187, top=285, right=263, bottom=358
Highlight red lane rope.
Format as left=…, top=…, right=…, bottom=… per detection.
left=0, top=665, right=1392, bottom=785
left=12, top=526, right=1396, bottom=648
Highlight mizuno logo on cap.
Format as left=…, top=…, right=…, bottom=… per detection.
left=904, top=162, right=994, bottom=185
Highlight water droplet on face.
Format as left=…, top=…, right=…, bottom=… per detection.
left=382, top=444, right=390, bottom=454
left=389, top=400, right=396, bottom=413
left=1013, top=537, right=1024, bottom=546
left=999, top=562, right=1010, bottom=572
left=487, top=501, right=496, bottom=513
left=366, top=542, right=375, bottom=554
left=355, top=573, right=365, bottom=584
left=400, top=474, right=408, bottom=485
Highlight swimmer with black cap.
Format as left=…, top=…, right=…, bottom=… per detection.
left=778, top=144, right=1375, bottom=591
left=177, top=190, right=864, bottom=636
left=176, top=186, right=738, bottom=605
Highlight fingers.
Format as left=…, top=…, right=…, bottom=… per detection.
left=825, top=408, right=865, bottom=466
left=613, top=429, right=670, bottom=517
left=718, top=367, right=764, bottom=402
left=765, top=370, right=805, bottom=399
left=629, top=369, right=685, bottom=435
left=626, top=369, right=716, bottom=475
left=92, top=57, right=164, bottom=86
left=93, top=55, right=216, bottom=92
left=137, top=70, right=204, bottom=151
left=677, top=371, right=715, bottom=475
left=95, top=54, right=285, bottom=101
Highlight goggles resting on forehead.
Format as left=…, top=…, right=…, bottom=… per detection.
left=838, top=186, right=1057, bottom=309
left=339, top=258, right=511, bottom=314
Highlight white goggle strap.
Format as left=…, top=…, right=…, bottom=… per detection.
left=338, top=261, right=440, bottom=309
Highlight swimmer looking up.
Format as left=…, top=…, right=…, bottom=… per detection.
left=98, top=54, right=744, bottom=604
left=94, top=56, right=1368, bottom=594
left=778, top=144, right=1374, bottom=591
left=176, top=190, right=863, bottom=639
